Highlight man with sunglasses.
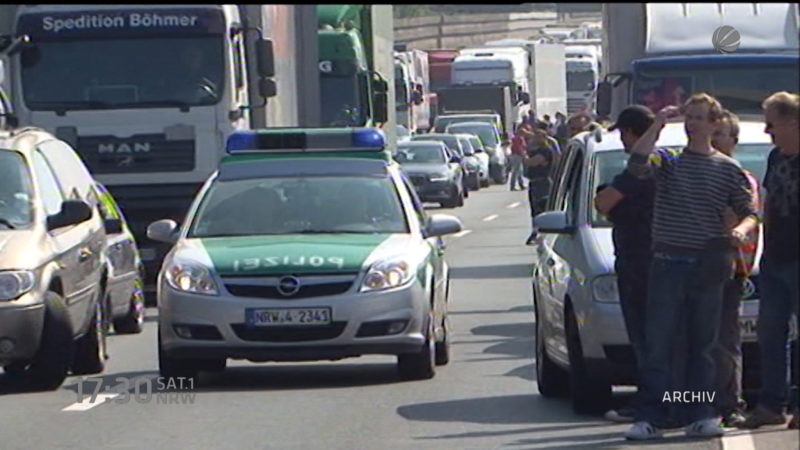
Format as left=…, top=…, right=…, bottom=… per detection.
left=741, top=91, right=800, bottom=430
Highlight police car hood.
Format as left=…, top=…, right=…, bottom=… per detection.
left=181, top=234, right=421, bottom=276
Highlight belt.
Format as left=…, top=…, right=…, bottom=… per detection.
left=653, top=252, right=698, bottom=263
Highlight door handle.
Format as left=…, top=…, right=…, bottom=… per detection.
left=79, top=248, right=93, bottom=262
left=546, top=258, right=556, bottom=267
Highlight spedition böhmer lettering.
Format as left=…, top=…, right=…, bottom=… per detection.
left=41, top=13, right=200, bottom=33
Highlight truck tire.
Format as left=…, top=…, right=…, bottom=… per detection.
left=566, top=307, right=612, bottom=414
left=397, top=319, right=436, bottom=380
left=72, top=295, right=109, bottom=375
left=113, top=277, right=145, bottom=334
left=6, top=292, right=74, bottom=391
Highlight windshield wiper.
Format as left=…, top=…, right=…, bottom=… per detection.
left=113, top=100, right=194, bottom=112
left=287, top=229, right=375, bottom=234
left=0, top=218, right=16, bottom=229
left=29, top=101, right=112, bottom=115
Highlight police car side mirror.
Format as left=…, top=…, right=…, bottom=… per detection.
left=533, top=211, right=574, bottom=234
left=147, top=219, right=179, bottom=244
left=47, top=200, right=93, bottom=231
left=426, top=214, right=462, bottom=238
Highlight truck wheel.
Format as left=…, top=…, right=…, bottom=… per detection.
left=398, top=318, right=436, bottom=380
left=72, top=296, right=109, bottom=375
left=113, top=277, right=145, bottom=334
left=7, top=292, right=74, bottom=390
left=480, top=177, right=491, bottom=188
left=566, top=307, right=611, bottom=414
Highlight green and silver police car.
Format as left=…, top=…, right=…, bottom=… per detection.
left=148, top=128, right=463, bottom=381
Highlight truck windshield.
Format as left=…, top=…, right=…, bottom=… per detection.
left=633, top=65, right=798, bottom=115
left=21, top=37, right=225, bottom=112
left=567, top=71, right=595, bottom=91
left=320, top=75, right=366, bottom=127
left=0, top=150, right=34, bottom=229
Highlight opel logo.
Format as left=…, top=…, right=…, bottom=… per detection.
left=277, top=275, right=301, bottom=296
left=742, top=277, right=756, bottom=299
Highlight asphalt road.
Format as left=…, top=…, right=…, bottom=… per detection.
left=1, top=184, right=797, bottom=449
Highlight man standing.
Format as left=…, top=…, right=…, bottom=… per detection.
left=594, top=105, right=662, bottom=423
left=741, top=91, right=800, bottom=430
left=623, top=94, right=758, bottom=440
left=509, top=124, right=531, bottom=191
left=524, top=129, right=556, bottom=245
left=711, top=110, right=761, bottom=427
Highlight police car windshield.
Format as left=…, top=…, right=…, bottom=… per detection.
left=0, top=150, right=34, bottom=229
left=21, top=37, right=225, bottom=111
left=189, top=176, right=409, bottom=237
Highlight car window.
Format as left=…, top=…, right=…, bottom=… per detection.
left=447, top=124, right=498, bottom=147
left=189, top=176, right=410, bottom=237
left=562, top=152, right=584, bottom=222
left=469, top=137, right=484, bottom=151
left=459, top=138, right=474, bottom=155
left=398, top=172, right=428, bottom=230
left=0, top=150, right=35, bottom=228
left=94, top=183, right=122, bottom=221
left=396, top=145, right=447, bottom=164
left=37, top=139, right=94, bottom=203
left=589, top=149, right=627, bottom=226
left=31, top=150, right=64, bottom=216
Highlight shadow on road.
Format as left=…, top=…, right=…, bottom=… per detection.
left=449, top=263, right=532, bottom=279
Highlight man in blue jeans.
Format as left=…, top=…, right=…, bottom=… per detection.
left=741, top=91, right=799, bottom=430
left=623, top=94, right=759, bottom=440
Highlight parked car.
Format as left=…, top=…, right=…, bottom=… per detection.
left=94, top=183, right=145, bottom=334
left=396, top=141, right=466, bottom=208
left=445, top=121, right=508, bottom=184
left=433, top=113, right=503, bottom=134
left=465, top=134, right=492, bottom=188
left=530, top=121, right=797, bottom=414
left=0, top=127, right=109, bottom=390
left=452, top=134, right=482, bottom=191
left=410, top=133, right=471, bottom=199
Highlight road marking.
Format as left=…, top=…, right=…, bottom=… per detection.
left=453, top=229, right=472, bottom=238
left=721, top=430, right=756, bottom=450
left=62, top=393, right=119, bottom=412
left=507, top=202, right=521, bottom=209
left=482, top=214, right=499, bottom=222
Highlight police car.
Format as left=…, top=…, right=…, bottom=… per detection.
left=148, top=128, right=463, bottom=381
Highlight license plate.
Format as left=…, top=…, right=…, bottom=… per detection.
left=739, top=317, right=757, bottom=341
left=246, top=307, right=331, bottom=327
left=139, top=248, right=157, bottom=261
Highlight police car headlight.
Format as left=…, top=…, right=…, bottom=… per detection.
left=165, top=263, right=219, bottom=296
left=592, top=275, right=619, bottom=303
left=0, top=271, right=35, bottom=301
left=360, top=258, right=416, bottom=292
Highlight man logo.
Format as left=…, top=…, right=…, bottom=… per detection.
left=712, top=25, right=740, bottom=54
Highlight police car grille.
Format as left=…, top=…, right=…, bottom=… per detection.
left=76, top=134, right=195, bottom=174
left=225, top=277, right=355, bottom=299
left=230, top=323, right=347, bottom=342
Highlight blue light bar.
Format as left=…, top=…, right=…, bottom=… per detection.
left=225, top=128, right=387, bottom=154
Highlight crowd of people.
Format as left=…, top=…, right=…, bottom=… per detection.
left=513, top=93, right=799, bottom=440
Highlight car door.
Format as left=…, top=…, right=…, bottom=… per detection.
left=95, top=183, right=138, bottom=314
left=38, top=140, right=105, bottom=333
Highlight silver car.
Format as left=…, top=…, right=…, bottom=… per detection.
left=531, top=121, right=795, bottom=414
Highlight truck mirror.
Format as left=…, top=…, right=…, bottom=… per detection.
left=596, top=81, right=612, bottom=117
left=411, top=89, right=423, bottom=105
left=256, top=39, right=275, bottom=78
left=374, top=92, right=389, bottom=123
left=259, top=78, right=277, bottom=98
left=520, top=92, right=531, bottom=104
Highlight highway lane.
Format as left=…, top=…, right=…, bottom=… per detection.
left=1, top=184, right=796, bottom=449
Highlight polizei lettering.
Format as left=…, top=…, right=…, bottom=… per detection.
left=41, top=13, right=199, bottom=33
left=232, top=256, right=346, bottom=272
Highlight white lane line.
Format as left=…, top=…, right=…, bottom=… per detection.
left=721, top=429, right=756, bottom=450
left=62, top=393, right=120, bottom=411
left=507, top=202, right=521, bottom=209
left=482, top=214, right=499, bottom=222
left=453, top=229, right=472, bottom=238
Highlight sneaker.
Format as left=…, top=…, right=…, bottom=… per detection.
left=685, top=418, right=724, bottom=438
left=605, top=407, right=636, bottom=423
left=625, top=421, right=663, bottom=441
left=721, top=410, right=747, bottom=428
left=739, top=405, right=787, bottom=429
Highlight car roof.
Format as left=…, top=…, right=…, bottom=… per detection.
left=413, top=133, right=456, bottom=139
left=0, top=127, right=60, bottom=156
left=437, top=113, right=499, bottom=119
left=586, top=120, right=772, bottom=154
left=398, top=140, right=446, bottom=148
left=217, top=157, right=391, bottom=181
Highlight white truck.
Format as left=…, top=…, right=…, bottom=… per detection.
left=0, top=4, right=308, bottom=292
left=565, top=45, right=600, bottom=114
left=598, top=3, right=800, bottom=120
left=394, top=48, right=432, bottom=133
left=455, top=46, right=532, bottom=99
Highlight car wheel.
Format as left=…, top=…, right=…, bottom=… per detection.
left=535, top=294, right=570, bottom=397
left=480, top=177, right=490, bottom=188
left=158, top=326, right=200, bottom=381
left=463, top=181, right=470, bottom=199
left=435, top=314, right=450, bottom=366
left=113, top=277, right=145, bottom=334
left=397, top=317, right=436, bottom=380
left=565, top=306, right=612, bottom=414
left=72, top=295, right=109, bottom=375
left=5, top=292, right=74, bottom=390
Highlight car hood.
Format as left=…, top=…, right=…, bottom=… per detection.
left=0, top=229, right=48, bottom=270
left=400, top=163, right=450, bottom=175
left=176, top=234, right=425, bottom=276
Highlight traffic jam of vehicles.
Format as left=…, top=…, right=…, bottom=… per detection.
left=0, top=3, right=798, bottom=448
